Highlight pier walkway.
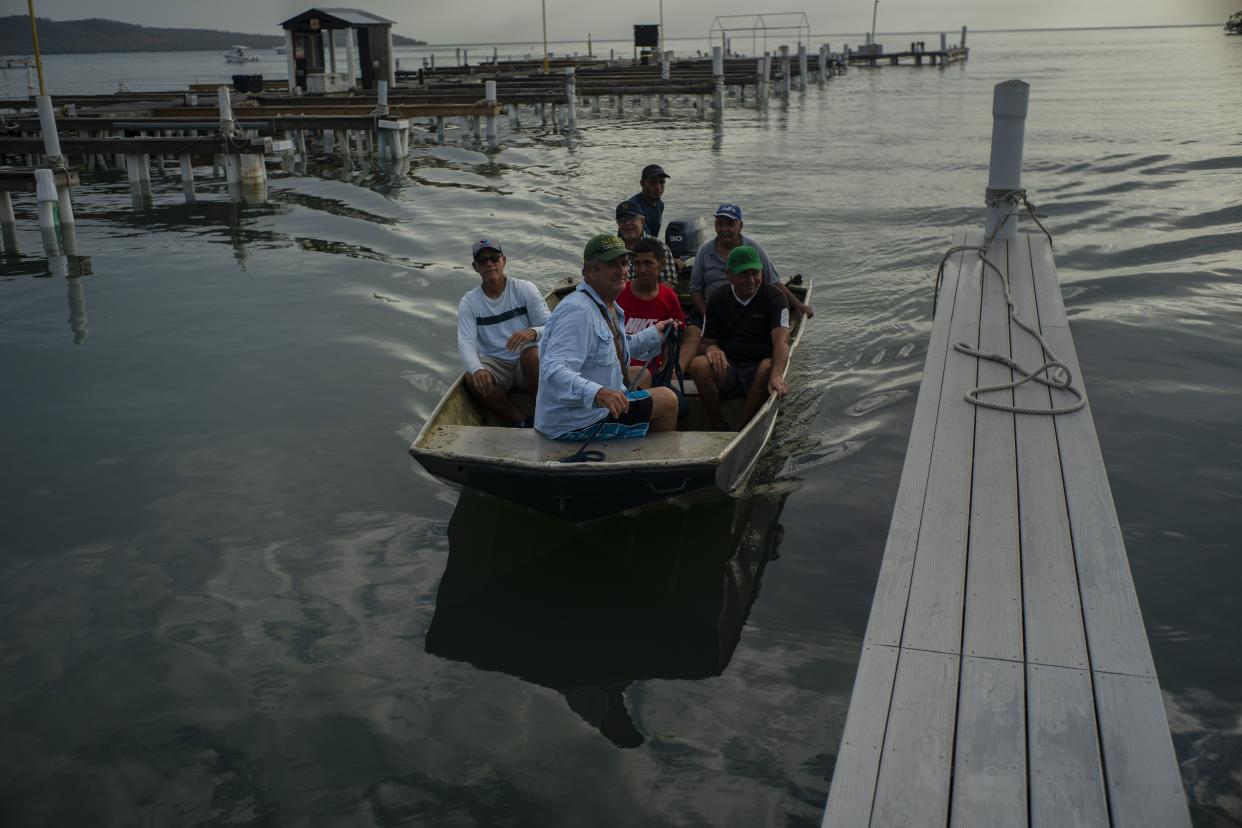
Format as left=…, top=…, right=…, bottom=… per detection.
left=822, top=229, right=1189, bottom=826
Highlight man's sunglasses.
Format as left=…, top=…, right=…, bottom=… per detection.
left=475, top=253, right=502, bottom=265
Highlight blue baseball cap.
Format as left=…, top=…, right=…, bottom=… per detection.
left=715, top=203, right=743, bottom=222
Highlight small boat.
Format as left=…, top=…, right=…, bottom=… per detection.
left=1226, top=11, right=1242, bottom=34
left=222, top=45, right=260, bottom=64
left=410, top=222, right=812, bottom=522
left=274, top=46, right=287, bottom=55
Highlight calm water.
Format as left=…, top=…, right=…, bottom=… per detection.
left=2, top=26, right=1241, bottom=827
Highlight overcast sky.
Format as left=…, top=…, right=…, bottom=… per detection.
left=13, top=0, right=1237, bottom=43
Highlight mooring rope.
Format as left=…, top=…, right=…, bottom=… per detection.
left=934, top=189, right=1086, bottom=416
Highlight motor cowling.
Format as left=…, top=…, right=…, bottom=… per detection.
left=663, top=216, right=709, bottom=258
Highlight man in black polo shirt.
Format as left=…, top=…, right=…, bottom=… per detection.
left=688, top=245, right=791, bottom=430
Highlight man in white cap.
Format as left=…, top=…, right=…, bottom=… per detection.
left=457, top=237, right=550, bottom=427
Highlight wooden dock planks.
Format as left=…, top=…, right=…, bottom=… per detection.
left=823, top=230, right=1189, bottom=827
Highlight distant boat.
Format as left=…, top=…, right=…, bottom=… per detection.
left=1226, top=11, right=1242, bottom=34
left=274, top=45, right=287, bottom=55
left=222, top=45, right=260, bottom=64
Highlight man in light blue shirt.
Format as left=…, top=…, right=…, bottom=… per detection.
left=535, top=234, right=680, bottom=440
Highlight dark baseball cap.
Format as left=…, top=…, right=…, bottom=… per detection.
left=641, top=164, right=670, bottom=180
left=615, top=200, right=643, bottom=220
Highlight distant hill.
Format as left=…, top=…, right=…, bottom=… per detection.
left=0, top=16, right=425, bottom=55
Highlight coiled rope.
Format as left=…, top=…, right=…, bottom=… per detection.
left=933, top=189, right=1086, bottom=417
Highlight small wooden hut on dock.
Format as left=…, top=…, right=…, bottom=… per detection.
left=279, top=8, right=395, bottom=94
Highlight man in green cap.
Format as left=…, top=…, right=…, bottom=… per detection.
left=534, top=234, right=681, bottom=440
left=687, top=245, right=791, bottom=430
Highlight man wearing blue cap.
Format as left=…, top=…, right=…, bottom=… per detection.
left=535, top=234, right=680, bottom=440
left=457, top=237, right=550, bottom=426
left=625, top=164, right=669, bottom=239
left=689, top=204, right=813, bottom=323
left=688, top=245, right=792, bottom=430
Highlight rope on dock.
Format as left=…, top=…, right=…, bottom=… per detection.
left=933, top=190, right=1087, bottom=416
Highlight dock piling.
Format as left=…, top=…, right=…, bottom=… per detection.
left=780, top=46, right=791, bottom=97
left=35, top=168, right=60, bottom=248
left=798, top=43, right=808, bottom=91
left=1, top=192, right=18, bottom=257
left=961, top=26, right=968, bottom=47
left=712, top=46, right=725, bottom=118
left=564, top=68, right=577, bottom=131
left=179, top=154, right=196, bottom=203
left=484, top=80, right=498, bottom=146
left=985, top=80, right=1030, bottom=242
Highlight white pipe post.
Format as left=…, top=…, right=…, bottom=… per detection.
left=712, top=46, right=725, bottom=118
left=940, top=32, right=948, bottom=52
left=218, top=85, right=235, bottom=137
left=798, top=43, right=808, bottom=91
left=344, top=28, right=356, bottom=88
left=377, top=80, right=391, bottom=157
left=179, top=154, right=196, bottom=202
left=758, top=54, right=769, bottom=104
left=985, top=80, right=1030, bottom=242
left=961, top=26, right=968, bottom=48
left=484, top=80, right=498, bottom=146
left=0, top=191, right=15, bottom=231
left=35, top=168, right=61, bottom=254
left=564, top=68, right=577, bottom=131
left=239, top=153, right=267, bottom=203
left=284, top=31, right=297, bottom=93
left=36, top=96, right=64, bottom=165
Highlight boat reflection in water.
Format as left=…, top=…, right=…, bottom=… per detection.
left=425, top=484, right=793, bottom=748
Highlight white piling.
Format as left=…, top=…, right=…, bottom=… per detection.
left=1, top=192, right=18, bottom=256
left=345, top=27, right=357, bottom=88
left=484, top=80, right=498, bottom=146
left=239, top=153, right=268, bottom=203
left=941, top=32, right=948, bottom=52
left=712, top=46, right=725, bottom=119
left=36, top=96, right=64, bottom=165
left=757, top=54, right=770, bottom=104
left=35, top=169, right=60, bottom=243
left=780, top=46, right=791, bottom=97
left=961, top=26, right=968, bottom=48
left=179, top=154, right=196, bottom=202
left=985, top=80, right=1030, bottom=242
left=217, top=86, right=235, bottom=138
left=285, top=30, right=298, bottom=92
left=564, top=68, right=577, bottom=131
left=0, top=191, right=15, bottom=230
left=436, top=116, right=446, bottom=144
left=798, top=43, right=808, bottom=91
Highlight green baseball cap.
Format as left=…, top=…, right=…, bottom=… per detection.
left=583, top=233, right=632, bottom=263
left=727, top=245, right=763, bottom=274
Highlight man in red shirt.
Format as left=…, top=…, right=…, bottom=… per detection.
left=616, top=237, right=700, bottom=386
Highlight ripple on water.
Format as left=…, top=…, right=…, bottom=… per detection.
left=847, top=388, right=912, bottom=417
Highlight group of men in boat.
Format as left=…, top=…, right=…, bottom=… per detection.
left=456, top=164, right=814, bottom=441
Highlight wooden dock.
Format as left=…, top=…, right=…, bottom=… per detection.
left=822, top=229, right=1189, bottom=826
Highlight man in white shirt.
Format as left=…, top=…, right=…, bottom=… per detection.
left=457, top=237, right=550, bottom=426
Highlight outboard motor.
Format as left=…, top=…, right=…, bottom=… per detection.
left=663, top=216, right=710, bottom=258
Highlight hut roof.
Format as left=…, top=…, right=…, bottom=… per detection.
left=279, top=8, right=395, bottom=29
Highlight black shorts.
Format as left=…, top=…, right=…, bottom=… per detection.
left=556, top=390, right=654, bottom=441
left=721, top=362, right=762, bottom=399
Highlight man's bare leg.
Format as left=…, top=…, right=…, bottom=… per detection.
left=679, top=325, right=703, bottom=374
left=688, top=355, right=727, bottom=429
left=739, top=359, right=774, bottom=427
left=520, top=347, right=540, bottom=400
left=647, top=386, right=679, bottom=432
left=464, top=371, right=525, bottom=423
left=627, top=365, right=652, bottom=389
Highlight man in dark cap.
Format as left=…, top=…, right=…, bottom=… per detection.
left=615, top=200, right=679, bottom=287
left=626, top=164, right=669, bottom=239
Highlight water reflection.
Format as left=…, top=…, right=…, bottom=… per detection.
left=426, top=486, right=791, bottom=748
